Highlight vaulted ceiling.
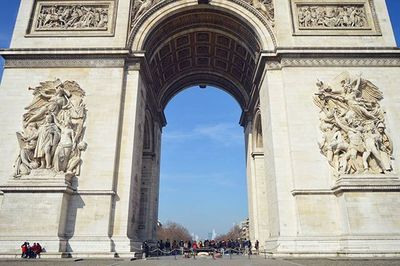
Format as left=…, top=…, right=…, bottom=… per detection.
left=143, top=7, right=262, bottom=110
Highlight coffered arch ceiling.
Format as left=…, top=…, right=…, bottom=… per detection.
left=142, top=7, right=264, bottom=111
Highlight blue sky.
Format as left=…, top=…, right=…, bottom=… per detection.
left=0, top=1, right=399, bottom=239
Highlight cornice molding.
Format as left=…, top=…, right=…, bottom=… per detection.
left=264, top=50, right=400, bottom=69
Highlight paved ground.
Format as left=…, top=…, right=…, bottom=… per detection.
left=1, top=256, right=400, bottom=266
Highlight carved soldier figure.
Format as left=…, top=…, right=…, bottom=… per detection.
left=13, top=123, right=39, bottom=177
left=362, top=126, right=386, bottom=173
left=67, top=142, right=88, bottom=176
left=376, top=122, right=393, bottom=172
left=34, top=114, right=61, bottom=169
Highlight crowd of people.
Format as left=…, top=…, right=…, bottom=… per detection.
left=142, top=239, right=260, bottom=258
left=20, top=242, right=43, bottom=259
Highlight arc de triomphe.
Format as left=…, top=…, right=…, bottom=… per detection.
left=0, top=0, right=400, bottom=258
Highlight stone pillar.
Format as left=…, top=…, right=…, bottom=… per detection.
left=110, top=61, right=147, bottom=257
left=259, top=64, right=297, bottom=250
left=245, top=120, right=257, bottom=242
left=138, top=120, right=162, bottom=241
left=148, top=121, right=162, bottom=241
left=246, top=111, right=270, bottom=249
left=251, top=151, right=269, bottom=247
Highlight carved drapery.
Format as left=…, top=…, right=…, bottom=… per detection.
left=13, top=80, right=87, bottom=179
left=28, top=0, right=117, bottom=36
left=314, top=72, right=393, bottom=175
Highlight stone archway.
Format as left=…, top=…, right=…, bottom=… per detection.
left=121, top=0, right=277, bottom=249
left=1, top=0, right=400, bottom=258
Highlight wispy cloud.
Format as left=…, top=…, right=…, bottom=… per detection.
left=163, top=123, right=243, bottom=146
left=161, top=172, right=241, bottom=188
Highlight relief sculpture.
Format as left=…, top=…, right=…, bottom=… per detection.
left=131, top=0, right=158, bottom=26
left=314, top=72, right=393, bottom=175
left=249, top=0, right=274, bottom=21
left=13, top=80, right=87, bottom=178
left=298, top=5, right=369, bottom=29
left=35, top=4, right=110, bottom=30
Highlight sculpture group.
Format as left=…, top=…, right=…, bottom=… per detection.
left=314, top=72, right=392, bottom=175
left=36, top=4, right=109, bottom=30
left=13, top=80, right=87, bottom=178
left=298, top=5, right=368, bottom=28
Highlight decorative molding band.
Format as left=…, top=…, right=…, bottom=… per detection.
left=251, top=151, right=265, bottom=158
left=291, top=189, right=334, bottom=196
left=4, top=57, right=126, bottom=68
left=266, top=57, right=400, bottom=69
left=290, top=0, right=381, bottom=36
left=74, top=190, right=116, bottom=195
left=332, top=174, right=400, bottom=193
left=292, top=175, right=400, bottom=196
left=27, top=0, right=118, bottom=37
left=0, top=184, right=74, bottom=194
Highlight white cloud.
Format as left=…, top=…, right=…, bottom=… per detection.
left=163, top=122, right=243, bottom=146
left=194, top=123, right=243, bottom=146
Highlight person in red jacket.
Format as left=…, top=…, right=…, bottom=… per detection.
left=36, top=242, right=42, bottom=258
left=21, top=242, right=28, bottom=258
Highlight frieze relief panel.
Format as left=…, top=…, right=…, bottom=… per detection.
left=291, top=0, right=381, bottom=35
left=314, top=72, right=393, bottom=176
left=27, top=0, right=117, bottom=36
left=13, top=80, right=87, bottom=179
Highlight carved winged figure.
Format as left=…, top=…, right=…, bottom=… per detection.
left=250, top=0, right=274, bottom=22
left=314, top=72, right=392, bottom=175
left=132, top=0, right=155, bottom=23
left=23, top=79, right=70, bottom=125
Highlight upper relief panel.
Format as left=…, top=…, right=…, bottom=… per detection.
left=291, top=0, right=380, bottom=36
left=27, top=0, right=117, bottom=37
left=10, top=0, right=130, bottom=49
left=275, top=0, right=396, bottom=48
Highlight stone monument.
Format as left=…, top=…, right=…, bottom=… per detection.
left=0, top=0, right=399, bottom=258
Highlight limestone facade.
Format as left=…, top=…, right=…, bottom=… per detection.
left=0, top=0, right=399, bottom=258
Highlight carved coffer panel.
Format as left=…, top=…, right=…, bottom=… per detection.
left=27, top=0, right=117, bottom=37
left=290, top=0, right=381, bottom=36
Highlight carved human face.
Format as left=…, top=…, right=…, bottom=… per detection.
left=45, top=115, right=53, bottom=123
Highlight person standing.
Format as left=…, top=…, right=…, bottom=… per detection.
left=255, top=240, right=259, bottom=255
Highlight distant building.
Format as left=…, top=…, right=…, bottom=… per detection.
left=240, top=218, right=250, bottom=240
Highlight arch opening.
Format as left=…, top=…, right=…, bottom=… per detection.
left=131, top=0, right=271, bottom=246
left=158, top=86, right=248, bottom=240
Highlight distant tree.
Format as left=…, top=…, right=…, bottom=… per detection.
left=215, top=224, right=241, bottom=241
left=157, top=221, right=192, bottom=241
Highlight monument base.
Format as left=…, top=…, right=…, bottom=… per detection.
left=0, top=171, right=73, bottom=256
left=277, top=174, right=400, bottom=257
